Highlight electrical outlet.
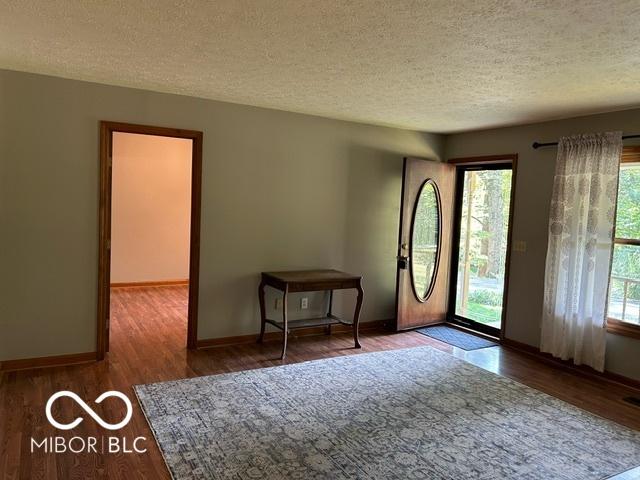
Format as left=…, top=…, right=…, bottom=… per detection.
left=275, top=298, right=282, bottom=309
left=300, top=297, right=308, bottom=310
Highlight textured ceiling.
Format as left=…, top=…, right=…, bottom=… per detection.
left=1, top=0, right=639, bottom=133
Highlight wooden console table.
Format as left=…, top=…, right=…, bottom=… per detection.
left=258, top=269, right=364, bottom=359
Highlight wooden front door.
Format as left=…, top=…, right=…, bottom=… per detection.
left=395, top=157, right=455, bottom=330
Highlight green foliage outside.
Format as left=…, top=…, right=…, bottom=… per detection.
left=468, top=289, right=503, bottom=307
left=456, top=170, right=512, bottom=326
left=611, top=165, right=640, bottom=303
left=466, top=302, right=502, bottom=324
left=411, top=183, right=439, bottom=297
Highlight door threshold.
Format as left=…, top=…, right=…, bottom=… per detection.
left=445, top=321, right=500, bottom=343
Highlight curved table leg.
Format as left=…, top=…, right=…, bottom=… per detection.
left=257, top=281, right=266, bottom=343
left=281, top=289, right=288, bottom=359
left=353, top=283, right=363, bottom=349
left=325, top=289, right=333, bottom=335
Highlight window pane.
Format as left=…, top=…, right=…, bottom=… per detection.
left=608, top=244, right=640, bottom=325
left=455, top=169, right=512, bottom=329
left=615, top=164, right=640, bottom=239
left=410, top=180, right=440, bottom=300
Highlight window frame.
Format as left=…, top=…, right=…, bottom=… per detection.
left=607, top=146, right=640, bottom=339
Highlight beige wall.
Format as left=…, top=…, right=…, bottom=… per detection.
left=445, top=109, right=640, bottom=381
left=0, top=69, right=443, bottom=361
left=111, top=132, right=192, bottom=283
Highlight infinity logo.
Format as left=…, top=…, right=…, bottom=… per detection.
left=45, top=391, right=133, bottom=431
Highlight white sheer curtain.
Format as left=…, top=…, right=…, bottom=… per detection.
left=540, top=132, right=622, bottom=372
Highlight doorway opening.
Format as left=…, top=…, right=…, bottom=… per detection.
left=448, top=159, right=516, bottom=338
left=97, top=122, right=203, bottom=360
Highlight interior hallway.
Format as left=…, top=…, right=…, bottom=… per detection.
left=110, top=286, right=189, bottom=364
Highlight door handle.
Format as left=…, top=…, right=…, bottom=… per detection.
left=397, top=255, right=409, bottom=270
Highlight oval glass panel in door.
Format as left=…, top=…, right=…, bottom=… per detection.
left=410, top=179, right=441, bottom=302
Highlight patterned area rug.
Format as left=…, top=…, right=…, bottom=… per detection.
left=135, top=347, right=640, bottom=480
left=415, top=325, right=497, bottom=350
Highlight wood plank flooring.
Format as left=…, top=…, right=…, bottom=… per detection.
left=1, top=285, right=639, bottom=479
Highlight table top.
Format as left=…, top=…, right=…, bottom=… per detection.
left=262, top=269, right=361, bottom=283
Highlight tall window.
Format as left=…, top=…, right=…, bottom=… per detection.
left=607, top=147, right=640, bottom=337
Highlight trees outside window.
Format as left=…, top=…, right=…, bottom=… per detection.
left=608, top=161, right=640, bottom=326
left=455, top=169, right=513, bottom=327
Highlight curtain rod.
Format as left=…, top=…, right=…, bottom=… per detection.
left=532, top=134, right=640, bottom=149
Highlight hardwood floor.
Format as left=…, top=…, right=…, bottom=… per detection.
left=1, top=285, right=639, bottom=479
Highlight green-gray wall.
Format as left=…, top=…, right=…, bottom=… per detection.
left=445, top=109, right=640, bottom=381
left=0, top=69, right=443, bottom=361
left=2, top=68, right=638, bottom=383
